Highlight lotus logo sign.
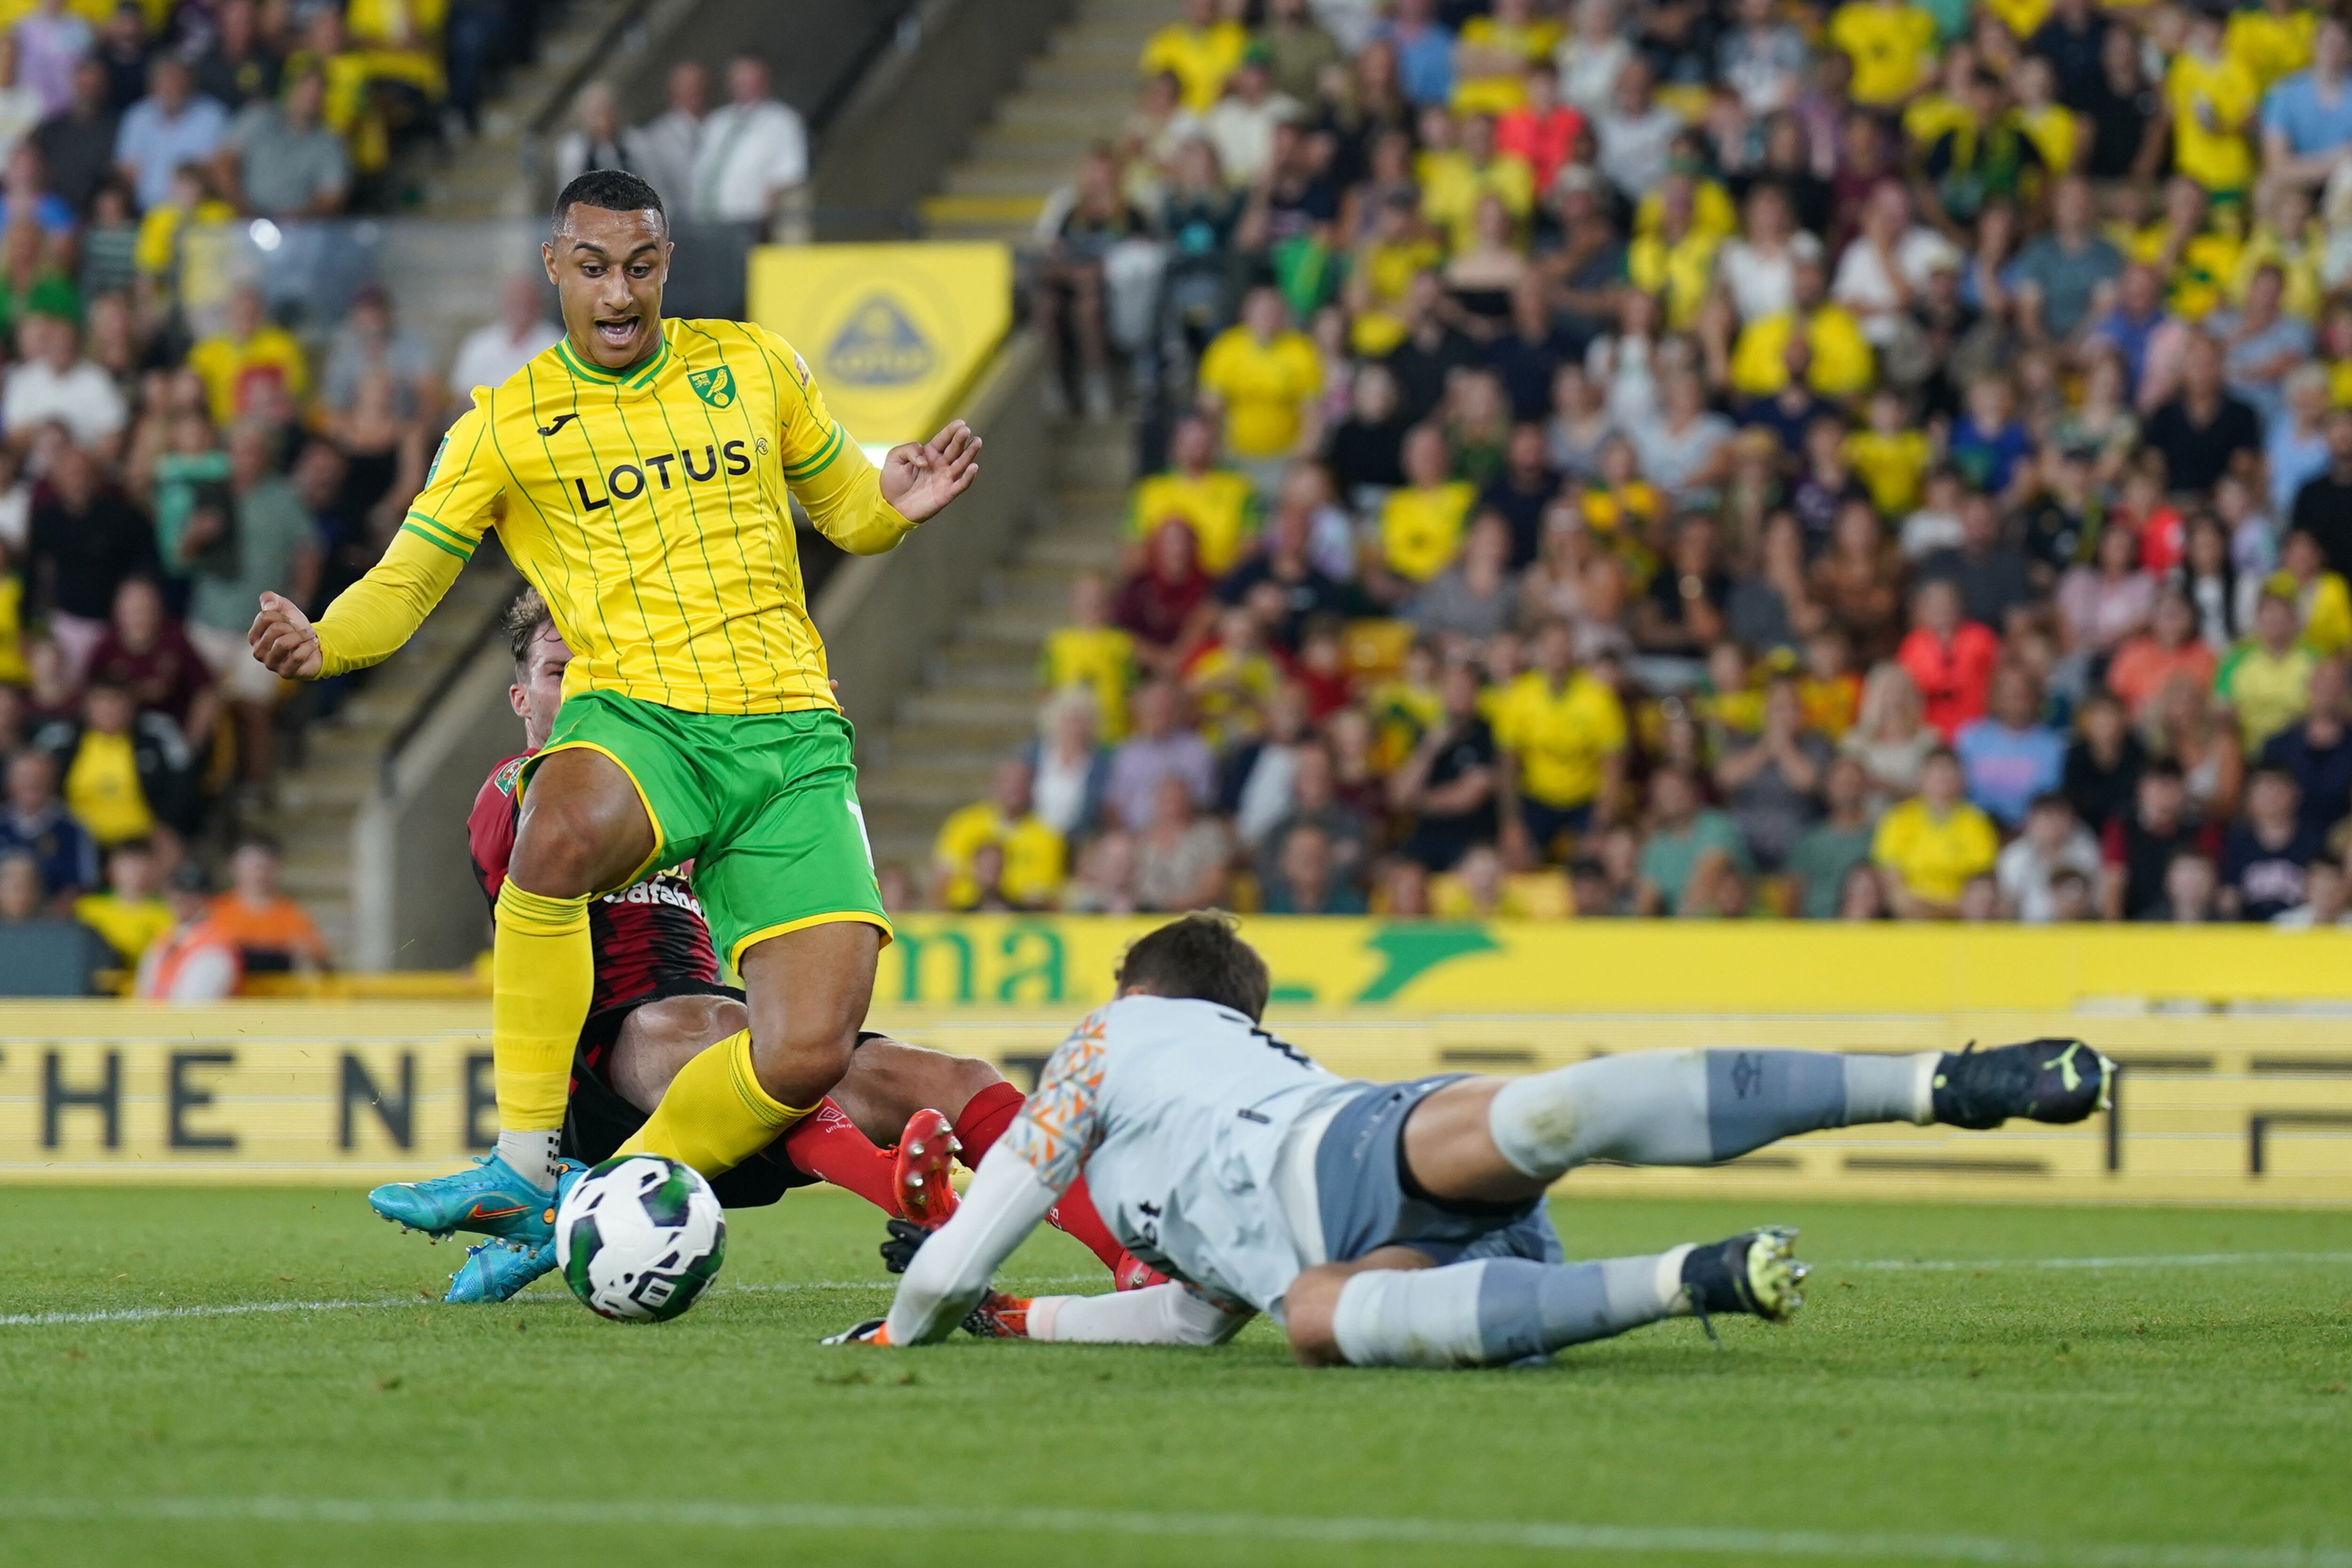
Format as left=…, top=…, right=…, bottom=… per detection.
left=824, top=294, right=936, bottom=387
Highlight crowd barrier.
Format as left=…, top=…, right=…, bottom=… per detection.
left=4, top=918, right=2348, bottom=1201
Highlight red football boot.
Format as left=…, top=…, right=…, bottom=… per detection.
left=891, top=1108, right=962, bottom=1229
left=1113, top=1252, right=1169, bottom=1291
left=961, top=1292, right=1031, bottom=1338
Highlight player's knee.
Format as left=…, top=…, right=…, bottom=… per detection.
left=747, top=1026, right=856, bottom=1110
left=1279, top=1267, right=1353, bottom=1368
left=609, top=995, right=744, bottom=1112
left=510, top=802, right=619, bottom=898
left=938, top=1052, right=1008, bottom=1113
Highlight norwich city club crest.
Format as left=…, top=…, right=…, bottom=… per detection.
left=689, top=366, right=737, bottom=408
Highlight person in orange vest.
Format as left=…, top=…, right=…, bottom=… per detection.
left=135, top=860, right=240, bottom=1000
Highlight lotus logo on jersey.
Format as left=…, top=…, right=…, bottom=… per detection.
left=688, top=366, right=736, bottom=408
left=825, top=294, right=934, bottom=386
left=570, top=442, right=754, bottom=510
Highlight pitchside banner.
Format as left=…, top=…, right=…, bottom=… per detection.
left=744, top=242, right=1012, bottom=447
left=2, top=921, right=2350, bottom=1194
left=875, top=915, right=2352, bottom=1012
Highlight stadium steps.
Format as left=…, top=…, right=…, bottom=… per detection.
left=858, top=0, right=1152, bottom=873
left=856, top=419, right=1132, bottom=871
left=917, top=0, right=1162, bottom=245
left=265, top=1, right=667, bottom=957
left=417, top=0, right=674, bottom=219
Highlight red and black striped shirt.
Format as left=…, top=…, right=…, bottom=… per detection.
left=467, top=753, right=721, bottom=1013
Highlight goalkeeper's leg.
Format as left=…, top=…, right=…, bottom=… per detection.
left=1403, top=1041, right=2114, bottom=1206
left=1282, top=1231, right=1806, bottom=1369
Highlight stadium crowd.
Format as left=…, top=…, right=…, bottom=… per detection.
left=927, top=0, right=2352, bottom=927
left=0, top=0, right=574, bottom=992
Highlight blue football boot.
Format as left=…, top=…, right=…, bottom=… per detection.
left=445, top=1238, right=558, bottom=1303
left=368, top=1154, right=584, bottom=1242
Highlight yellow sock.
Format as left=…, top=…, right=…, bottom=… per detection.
left=491, top=881, right=593, bottom=1134
left=614, top=1027, right=814, bottom=1179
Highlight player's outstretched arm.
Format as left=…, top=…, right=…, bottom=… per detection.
left=249, top=591, right=322, bottom=680
left=872, top=1146, right=1061, bottom=1345
left=878, top=419, right=981, bottom=523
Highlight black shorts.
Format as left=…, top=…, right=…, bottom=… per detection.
left=558, top=978, right=882, bottom=1210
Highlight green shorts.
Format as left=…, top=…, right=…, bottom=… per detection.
left=529, top=691, right=890, bottom=968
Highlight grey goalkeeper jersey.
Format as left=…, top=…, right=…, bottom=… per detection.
left=998, top=995, right=1359, bottom=1314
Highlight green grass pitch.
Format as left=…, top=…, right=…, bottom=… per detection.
left=2, top=1187, right=2348, bottom=1568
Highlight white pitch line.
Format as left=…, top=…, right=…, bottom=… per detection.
left=1851, top=1252, right=2352, bottom=1272
left=4, top=1254, right=2349, bottom=1330
left=0, top=1274, right=1100, bottom=1328
left=0, top=1495, right=2344, bottom=1568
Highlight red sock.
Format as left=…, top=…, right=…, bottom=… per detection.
left=950, top=1080, right=1025, bottom=1166
left=772, top=1099, right=901, bottom=1217
left=1047, top=1175, right=1131, bottom=1274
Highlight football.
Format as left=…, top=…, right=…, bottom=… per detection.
left=555, top=1154, right=727, bottom=1322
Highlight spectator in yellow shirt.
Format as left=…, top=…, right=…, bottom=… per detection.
left=931, top=757, right=1068, bottom=912
left=2216, top=581, right=2319, bottom=753
left=1345, top=191, right=1446, bottom=356
left=2280, top=530, right=2352, bottom=656
left=1138, top=0, right=1248, bottom=113
left=1871, top=747, right=1999, bottom=915
left=1451, top=0, right=1564, bottom=114
left=73, top=838, right=172, bottom=975
left=1041, top=571, right=1137, bottom=740
left=186, top=283, right=309, bottom=427
left=1128, top=412, right=1260, bottom=574
left=1627, top=174, right=1720, bottom=332
left=1379, top=423, right=1477, bottom=585
left=1828, top=0, right=1939, bottom=108
left=1196, top=284, right=1323, bottom=491
left=1419, top=110, right=1534, bottom=254
left=1846, top=386, right=1932, bottom=515
left=2226, top=0, right=2315, bottom=92
left=1726, top=253, right=1876, bottom=399
left=132, top=165, right=237, bottom=281
left=1494, top=617, right=1628, bottom=860
left=2167, top=9, right=2259, bottom=195
left=2012, top=56, right=2082, bottom=173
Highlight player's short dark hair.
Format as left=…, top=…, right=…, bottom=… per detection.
left=1116, top=912, right=1270, bottom=1023
left=550, top=168, right=665, bottom=236
left=505, top=587, right=552, bottom=674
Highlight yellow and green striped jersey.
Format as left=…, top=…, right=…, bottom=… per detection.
left=315, top=317, right=916, bottom=715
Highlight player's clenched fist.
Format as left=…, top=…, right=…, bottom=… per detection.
left=249, top=590, right=323, bottom=680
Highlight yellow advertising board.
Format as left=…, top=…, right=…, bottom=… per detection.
left=875, top=914, right=2352, bottom=1013
left=745, top=242, right=1011, bottom=446
left=2, top=1001, right=2348, bottom=1202
left=6, top=920, right=2351, bottom=1195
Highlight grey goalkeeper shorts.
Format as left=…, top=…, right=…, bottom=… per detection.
left=1311, top=1075, right=1564, bottom=1269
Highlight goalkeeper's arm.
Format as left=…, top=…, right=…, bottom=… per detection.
left=881, top=1147, right=1062, bottom=1345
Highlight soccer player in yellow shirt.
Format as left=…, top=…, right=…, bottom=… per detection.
left=248, top=170, right=982, bottom=1236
